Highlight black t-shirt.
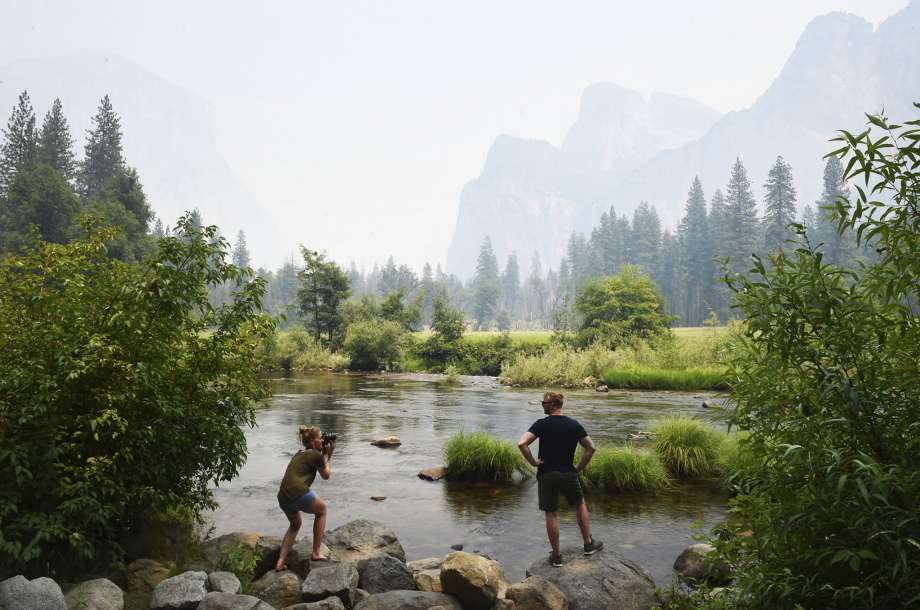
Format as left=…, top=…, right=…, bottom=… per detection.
left=528, top=415, right=587, bottom=475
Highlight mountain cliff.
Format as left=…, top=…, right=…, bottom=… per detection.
left=447, top=3, right=920, bottom=279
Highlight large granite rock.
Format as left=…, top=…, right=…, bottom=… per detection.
left=353, top=590, right=463, bottom=610
left=439, top=551, right=508, bottom=610
left=253, top=536, right=332, bottom=580
left=149, top=570, right=208, bottom=610
left=0, top=575, right=66, bottom=610
left=325, top=520, right=406, bottom=571
left=406, top=557, right=444, bottom=573
left=358, top=555, right=415, bottom=594
left=673, top=543, right=730, bottom=584
left=64, top=578, right=124, bottom=610
left=202, top=532, right=263, bottom=567
left=196, top=591, right=275, bottom=610
left=526, top=547, right=656, bottom=610
left=250, top=569, right=302, bottom=608
left=282, top=598, right=346, bottom=610
left=208, top=572, right=242, bottom=594
left=125, top=558, right=172, bottom=610
left=300, top=563, right=359, bottom=608
left=505, top=576, right=568, bottom=610
left=414, top=569, right=442, bottom=593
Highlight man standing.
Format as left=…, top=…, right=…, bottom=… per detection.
left=517, top=391, right=603, bottom=566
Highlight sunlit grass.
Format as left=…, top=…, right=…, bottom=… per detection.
left=602, top=365, right=729, bottom=391
left=651, top=414, right=724, bottom=478
left=498, top=343, right=618, bottom=387
left=444, top=431, right=532, bottom=482
left=579, top=444, right=671, bottom=492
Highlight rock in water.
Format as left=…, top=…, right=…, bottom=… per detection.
left=525, top=547, right=656, bottom=610
left=439, top=551, right=508, bottom=610
left=300, top=562, right=359, bottom=608
left=0, top=575, right=66, bottom=610
left=418, top=467, right=448, bottom=481
left=506, top=576, right=568, bottom=609
left=359, top=554, right=416, bottom=594
left=64, top=578, right=124, bottom=610
left=370, top=436, right=401, bottom=447
left=197, top=591, right=275, bottom=609
left=149, top=570, right=208, bottom=610
left=673, top=543, right=730, bottom=584
left=325, top=519, right=406, bottom=571
left=353, top=590, right=462, bottom=610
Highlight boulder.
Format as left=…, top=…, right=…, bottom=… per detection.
left=673, top=543, right=730, bottom=584
left=0, top=575, right=66, bottom=610
left=202, top=532, right=263, bottom=567
left=208, top=572, right=242, bottom=594
left=300, top=563, right=359, bottom=608
left=353, top=590, right=463, bottom=610
left=595, top=384, right=609, bottom=393
left=325, top=520, right=406, bottom=571
left=125, top=558, right=172, bottom=609
left=197, top=591, right=275, bottom=609
left=250, top=569, right=301, bottom=608
left=417, top=467, right=448, bottom=481
left=492, top=600, right=515, bottom=610
left=358, top=554, right=415, bottom=594
left=505, top=576, right=568, bottom=610
left=439, top=551, right=508, bottom=610
left=149, top=571, right=208, bottom=610
left=282, top=599, right=346, bottom=610
left=64, top=578, right=124, bottom=610
left=253, top=536, right=331, bottom=580
left=370, top=436, right=401, bottom=447
left=406, top=557, right=444, bottom=573
left=414, top=569, right=442, bottom=592
left=526, top=547, right=656, bottom=610
left=354, top=589, right=370, bottom=604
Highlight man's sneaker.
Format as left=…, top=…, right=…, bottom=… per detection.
left=583, top=537, right=604, bottom=555
left=549, top=551, right=563, bottom=567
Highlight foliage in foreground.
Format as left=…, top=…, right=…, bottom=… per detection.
left=444, top=431, right=532, bottom=482
left=702, top=106, right=920, bottom=609
left=579, top=445, right=671, bottom=492
left=0, top=216, right=273, bottom=577
left=652, top=415, right=724, bottom=479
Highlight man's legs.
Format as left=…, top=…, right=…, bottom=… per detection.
left=574, top=501, right=592, bottom=545
left=544, top=511, right=561, bottom=554
left=303, top=497, right=328, bottom=559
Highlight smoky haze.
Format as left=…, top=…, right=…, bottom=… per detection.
left=0, top=0, right=908, bottom=271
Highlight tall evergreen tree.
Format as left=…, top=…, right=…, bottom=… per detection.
left=472, top=236, right=500, bottom=329
left=678, top=177, right=711, bottom=325
left=566, top=232, right=592, bottom=292
left=420, top=262, right=436, bottom=325
left=812, top=156, right=852, bottom=265
left=629, top=201, right=662, bottom=275
left=36, top=98, right=76, bottom=181
left=0, top=90, right=37, bottom=195
left=658, top=230, right=682, bottom=317
left=232, top=230, right=251, bottom=269
left=80, top=95, right=124, bottom=199
left=762, top=155, right=798, bottom=254
left=801, top=203, right=816, bottom=235
left=525, top=251, right=545, bottom=326
left=500, top=252, right=521, bottom=319
left=723, top=158, right=759, bottom=275
left=708, top=189, right=731, bottom=321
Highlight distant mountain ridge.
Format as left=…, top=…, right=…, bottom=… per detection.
left=446, top=2, right=920, bottom=279
left=0, top=51, right=279, bottom=264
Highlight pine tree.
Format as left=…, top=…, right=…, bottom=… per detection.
left=566, top=232, right=591, bottom=292
left=762, top=155, right=798, bottom=254
left=37, top=98, right=76, bottom=181
left=658, top=230, right=682, bottom=317
left=526, top=251, right=545, bottom=326
left=678, top=177, right=711, bottom=325
left=801, top=204, right=816, bottom=234
left=420, top=262, right=436, bottom=325
left=813, top=156, right=853, bottom=265
left=629, top=201, right=662, bottom=276
left=708, top=189, right=731, bottom=321
left=500, top=252, right=521, bottom=320
left=80, top=95, right=125, bottom=199
left=0, top=90, right=37, bottom=195
left=472, top=236, right=500, bottom=329
left=232, top=230, right=251, bottom=269
left=723, top=158, right=759, bottom=275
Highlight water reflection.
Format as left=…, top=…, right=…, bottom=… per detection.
left=209, top=372, right=728, bottom=584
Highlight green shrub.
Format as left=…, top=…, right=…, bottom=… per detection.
left=498, top=343, right=619, bottom=387
left=579, top=445, right=671, bottom=492
left=343, top=319, right=406, bottom=371
left=444, top=431, right=531, bottom=482
left=651, top=415, right=724, bottom=478
left=0, top=215, right=273, bottom=576
left=216, top=542, right=259, bottom=594
left=261, top=326, right=349, bottom=371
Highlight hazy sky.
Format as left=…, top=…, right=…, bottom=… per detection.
left=0, top=0, right=909, bottom=270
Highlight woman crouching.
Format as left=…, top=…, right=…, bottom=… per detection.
left=275, top=425, right=335, bottom=570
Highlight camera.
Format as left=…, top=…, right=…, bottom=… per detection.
left=322, top=432, right=337, bottom=447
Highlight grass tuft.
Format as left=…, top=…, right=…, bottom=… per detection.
left=444, top=431, right=532, bottom=482
left=602, top=365, right=729, bottom=391
left=651, top=414, right=724, bottom=478
left=579, top=444, right=671, bottom=492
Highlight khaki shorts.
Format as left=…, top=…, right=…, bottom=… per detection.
left=537, top=470, right=584, bottom=512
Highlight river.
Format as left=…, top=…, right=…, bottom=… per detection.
left=208, top=372, right=728, bottom=585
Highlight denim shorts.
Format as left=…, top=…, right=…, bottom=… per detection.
left=279, top=490, right=317, bottom=514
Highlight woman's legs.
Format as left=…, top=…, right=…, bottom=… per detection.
left=275, top=510, right=302, bottom=571
left=303, top=497, right=328, bottom=560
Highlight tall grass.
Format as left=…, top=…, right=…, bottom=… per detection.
left=651, top=415, right=724, bottom=478
left=717, top=431, right=762, bottom=491
left=443, top=431, right=532, bottom=482
left=498, top=343, right=619, bottom=387
left=579, top=444, right=671, bottom=492
left=602, top=365, right=728, bottom=391
left=260, top=326, right=349, bottom=371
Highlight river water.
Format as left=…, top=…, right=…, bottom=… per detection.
left=208, top=372, right=728, bottom=585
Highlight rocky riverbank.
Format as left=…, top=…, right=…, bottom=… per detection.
left=0, top=519, right=727, bottom=610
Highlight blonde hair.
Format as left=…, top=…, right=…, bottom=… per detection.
left=298, top=425, right=321, bottom=447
